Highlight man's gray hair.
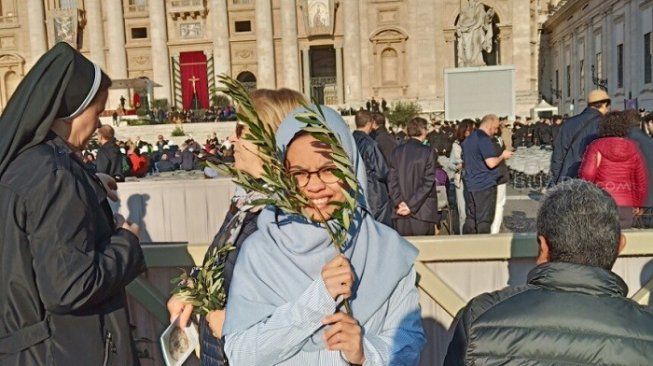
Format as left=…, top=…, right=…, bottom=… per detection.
left=537, top=179, right=621, bottom=270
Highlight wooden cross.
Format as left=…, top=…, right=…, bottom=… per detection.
left=189, top=75, right=200, bottom=94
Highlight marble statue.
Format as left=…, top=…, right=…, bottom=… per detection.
left=456, top=0, right=495, bottom=67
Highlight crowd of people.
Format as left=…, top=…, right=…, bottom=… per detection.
left=82, top=128, right=235, bottom=180
left=110, top=102, right=239, bottom=126
left=3, top=42, right=653, bottom=366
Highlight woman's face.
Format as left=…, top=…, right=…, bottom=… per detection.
left=68, top=89, right=108, bottom=150
left=229, top=123, right=264, bottom=177
left=285, top=134, right=346, bottom=221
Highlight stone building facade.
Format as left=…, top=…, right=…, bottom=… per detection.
left=542, top=0, right=653, bottom=114
left=0, top=0, right=556, bottom=115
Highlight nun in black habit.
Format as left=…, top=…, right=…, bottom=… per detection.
left=0, top=43, right=145, bottom=365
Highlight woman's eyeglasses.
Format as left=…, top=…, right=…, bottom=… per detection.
left=289, top=166, right=340, bottom=187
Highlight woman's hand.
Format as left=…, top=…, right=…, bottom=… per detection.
left=321, top=254, right=354, bottom=301
left=323, top=312, right=365, bottom=365
left=206, top=309, right=226, bottom=338
left=167, top=295, right=194, bottom=328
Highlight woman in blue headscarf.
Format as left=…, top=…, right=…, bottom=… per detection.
left=223, top=106, right=425, bottom=365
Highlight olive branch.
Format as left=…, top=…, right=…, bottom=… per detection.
left=170, top=244, right=235, bottom=316
left=208, top=74, right=361, bottom=314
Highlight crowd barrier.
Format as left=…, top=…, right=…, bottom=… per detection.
left=117, top=176, right=653, bottom=364
left=127, top=233, right=653, bottom=365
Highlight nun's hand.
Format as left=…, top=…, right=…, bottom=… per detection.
left=114, top=213, right=140, bottom=239
left=96, top=173, right=119, bottom=201
left=323, top=312, right=365, bottom=365
left=321, top=254, right=354, bottom=301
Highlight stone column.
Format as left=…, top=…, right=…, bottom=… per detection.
left=280, top=0, right=299, bottom=90
left=149, top=0, right=172, bottom=102
left=85, top=0, right=106, bottom=69
left=302, top=47, right=310, bottom=98
left=335, top=45, right=344, bottom=104
left=343, top=0, right=362, bottom=104
left=26, top=0, right=47, bottom=66
left=105, top=0, right=127, bottom=78
left=210, top=0, right=231, bottom=80
left=255, top=0, right=276, bottom=88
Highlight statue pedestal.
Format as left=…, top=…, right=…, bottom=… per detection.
left=444, top=65, right=515, bottom=121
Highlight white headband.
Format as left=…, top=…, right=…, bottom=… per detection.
left=63, top=63, right=101, bottom=119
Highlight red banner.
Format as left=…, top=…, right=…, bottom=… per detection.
left=180, top=51, right=209, bottom=110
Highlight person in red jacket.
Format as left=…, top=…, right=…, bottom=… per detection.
left=127, top=141, right=149, bottom=177
left=580, top=111, right=648, bottom=228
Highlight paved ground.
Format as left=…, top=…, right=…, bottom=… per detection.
left=501, top=186, right=542, bottom=233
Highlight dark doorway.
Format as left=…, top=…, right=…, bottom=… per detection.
left=309, top=46, right=337, bottom=104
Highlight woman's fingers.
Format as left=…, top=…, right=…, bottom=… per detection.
left=322, top=255, right=355, bottom=300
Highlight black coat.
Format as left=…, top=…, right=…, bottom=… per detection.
left=550, top=107, right=602, bottom=185
left=388, top=138, right=439, bottom=223
left=0, top=136, right=145, bottom=366
left=199, top=206, right=260, bottom=366
left=181, top=150, right=197, bottom=171
left=96, top=139, right=124, bottom=180
left=353, top=131, right=392, bottom=226
left=445, top=262, right=653, bottom=365
left=371, top=126, right=398, bottom=165
left=629, top=127, right=653, bottom=207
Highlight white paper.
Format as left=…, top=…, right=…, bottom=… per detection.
left=160, top=317, right=199, bottom=366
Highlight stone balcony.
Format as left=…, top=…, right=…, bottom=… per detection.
left=169, top=0, right=207, bottom=20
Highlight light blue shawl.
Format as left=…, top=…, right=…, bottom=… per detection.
left=222, top=106, right=419, bottom=351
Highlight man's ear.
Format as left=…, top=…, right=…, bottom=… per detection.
left=618, top=234, right=626, bottom=255
left=536, top=235, right=550, bottom=265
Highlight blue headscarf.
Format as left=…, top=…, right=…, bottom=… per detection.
left=222, top=106, right=418, bottom=350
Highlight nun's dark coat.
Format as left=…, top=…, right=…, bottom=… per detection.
left=0, top=43, right=145, bottom=365
left=0, top=136, right=145, bottom=365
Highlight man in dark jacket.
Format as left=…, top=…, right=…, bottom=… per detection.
left=427, top=121, right=452, bottom=156
left=550, top=89, right=610, bottom=185
left=445, top=179, right=653, bottom=365
left=370, top=112, right=397, bottom=165
left=388, top=117, right=439, bottom=235
left=96, top=124, right=126, bottom=181
left=353, top=111, right=392, bottom=226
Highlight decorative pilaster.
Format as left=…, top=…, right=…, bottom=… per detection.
left=343, top=0, right=362, bottom=104
left=27, top=0, right=47, bottom=66
left=150, top=0, right=172, bottom=102
left=86, top=0, right=106, bottom=69
left=280, top=0, right=300, bottom=89
left=106, top=0, right=127, bottom=78
left=255, top=0, right=276, bottom=88
left=209, top=0, right=231, bottom=81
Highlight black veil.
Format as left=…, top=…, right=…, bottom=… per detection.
left=0, top=42, right=101, bottom=177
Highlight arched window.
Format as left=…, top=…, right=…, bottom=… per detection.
left=237, top=71, right=257, bottom=91
left=5, top=70, right=19, bottom=101
left=370, top=27, right=408, bottom=92
left=381, top=48, right=398, bottom=85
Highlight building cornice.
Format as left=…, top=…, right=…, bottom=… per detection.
left=544, top=0, right=589, bottom=31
